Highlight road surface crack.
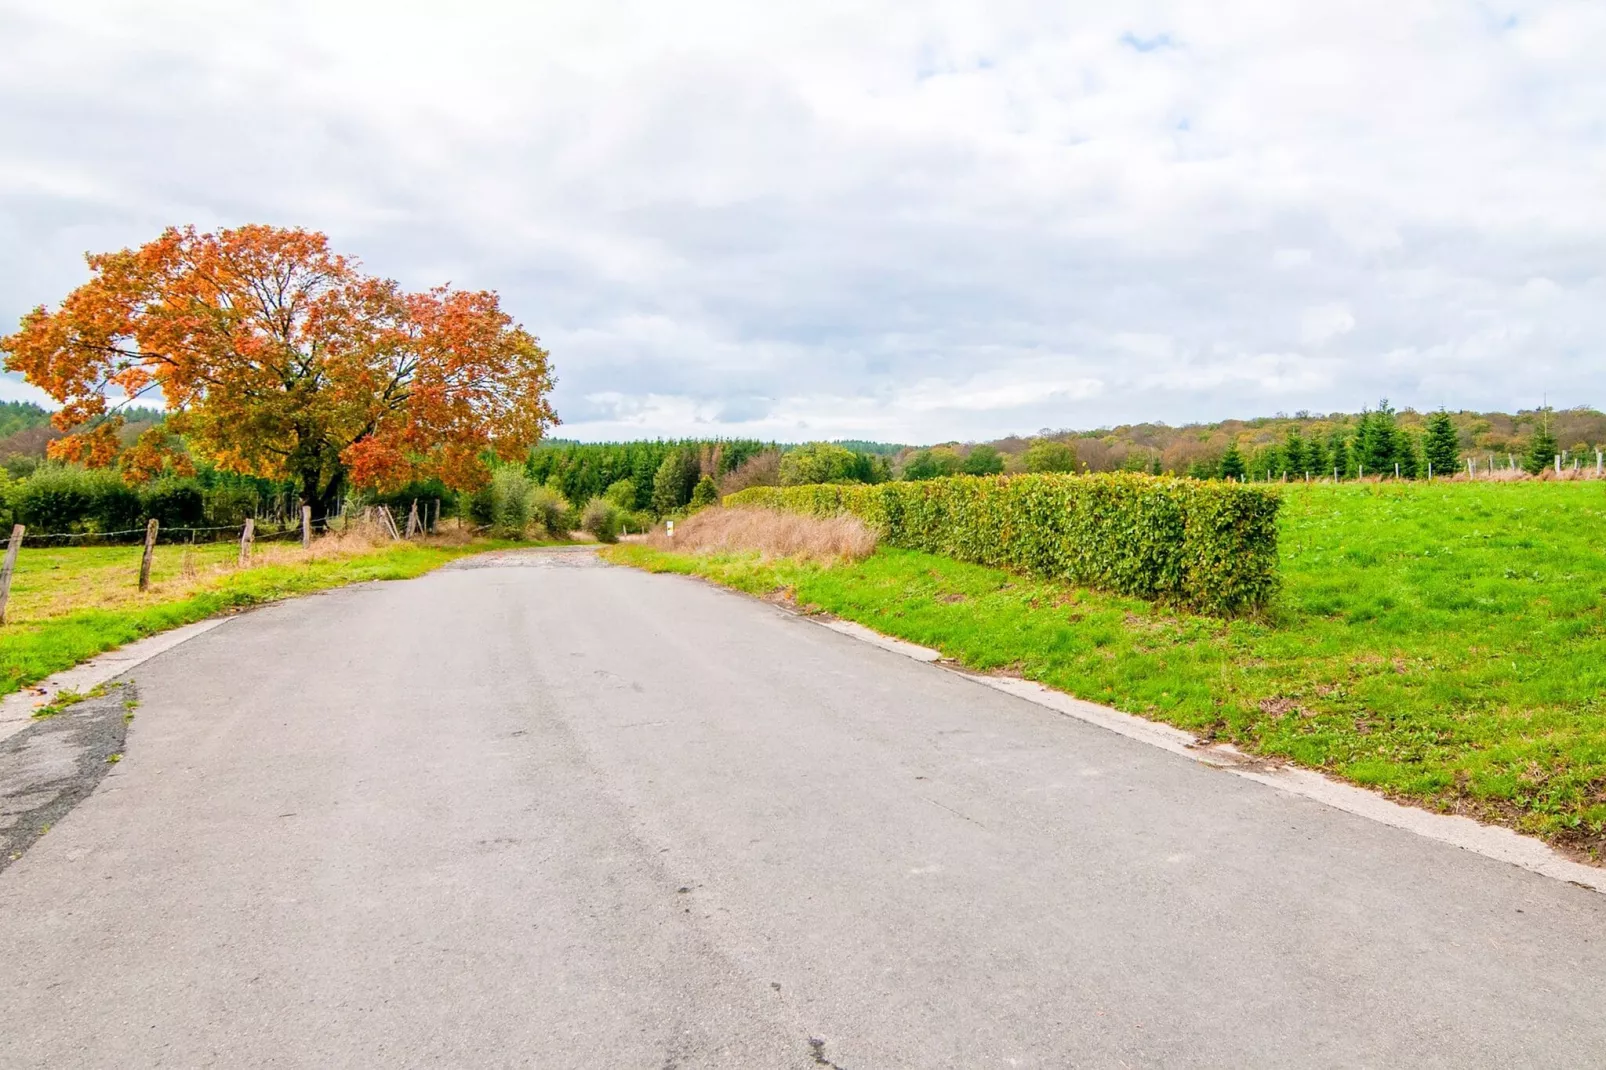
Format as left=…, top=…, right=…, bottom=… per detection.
left=808, top=1037, right=849, bottom=1068
left=919, top=794, right=988, bottom=829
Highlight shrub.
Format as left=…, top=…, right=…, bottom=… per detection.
left=779, top=442, right=862, bottom=485
left=726, top=473, right=1281, bottom=615
left=488, top=468, right=532, bottom=536
left=689, top=475, right=720, bottom=510
left=10, top=464, right=142, bottom=533
left=140, top=477, right=206, bottom=530
left=581, top=497, right=623, bottom=543
left=603, top=478, right=636, bottom=509
left=528, top=484, right=572, bottom=538
left=205, top=484, right=259, bottom=527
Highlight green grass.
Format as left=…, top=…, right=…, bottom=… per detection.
left=0, top=539, right=520, bottom=699
left=605, top=480, right=1606, bottom=854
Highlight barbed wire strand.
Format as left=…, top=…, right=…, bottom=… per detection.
left=17, top=516, right=337, bottom=545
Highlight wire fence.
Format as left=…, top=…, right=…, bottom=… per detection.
left=17, top=522, right=321, bottom=547
left=0, top=500, right=448, bottom=624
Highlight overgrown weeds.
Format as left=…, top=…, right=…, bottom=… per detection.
left=646, top=506, right=876, bottom=564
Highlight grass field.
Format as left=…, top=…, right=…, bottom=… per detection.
left=0, top=534, right=518, bottom=699
left=606, top=480, right=1606, bottom=855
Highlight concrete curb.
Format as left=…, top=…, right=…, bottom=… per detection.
left=0, top=618, right=231, bottom=747
left=805, top=616, right=1606, bottom=894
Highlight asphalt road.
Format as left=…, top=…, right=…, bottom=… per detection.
left=3, top=547, right=1605, bottom=1068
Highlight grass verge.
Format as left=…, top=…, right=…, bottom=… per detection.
left=604, top=480, right=1606, bottom=857
left=0, top=537, right=520, bottom=698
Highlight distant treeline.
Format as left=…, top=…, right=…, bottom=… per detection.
left=958, top=403, right=1604, bottom=477
left=828, top=440, right=910, bottom=456
left=526, top=440, right=776, bottom=513
left=0, top=401, right=50, bottom=439
left=0, top=401, right=169, bottom=475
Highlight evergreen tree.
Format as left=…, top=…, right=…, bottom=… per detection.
left=1304, top=434, right=1328, bottom=478
left=1219, top=442, right=1246, bottom=480
left=1149, top=452, right=1163, bottom=476
left=631, top=448, right=661, bottom=510
left=1327, top=429, right=1352, bottom=478
left=1283, top=428, right=1307, bottom=474
left=1524, top=411, right=1559, bottom=475
left=1423, top=409, right=1459, bottom=477
left=1397, top=430, right=1421, bottom=479
left=1249, top=445, right=1282, bottom=481
left=1360, top=401, right=1400, bottom=476
left=651, top=449, right=700, bottom=514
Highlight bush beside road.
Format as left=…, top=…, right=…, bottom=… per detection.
left=607, top=480, right=1606, bottom=855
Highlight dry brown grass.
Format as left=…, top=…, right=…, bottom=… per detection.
left=1445, top=466, right=1603, bottom=482
left=717, top=450, right=783, bottom=496
left=647, top=506, right=876, bottom=564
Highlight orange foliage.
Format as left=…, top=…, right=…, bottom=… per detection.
left=0, top=225, right=557, bottom=503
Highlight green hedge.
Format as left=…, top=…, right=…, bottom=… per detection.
left=725, top=473, right=1282, bottom=615
left=2, top=463, right=289, bottom=537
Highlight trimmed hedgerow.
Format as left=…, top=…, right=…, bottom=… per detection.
left=724, top=473, right=1281, bottom=615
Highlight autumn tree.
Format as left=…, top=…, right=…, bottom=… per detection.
left=0, top=225, right=557, bottom=521
left=1020, top=439, right=1077, bottom=473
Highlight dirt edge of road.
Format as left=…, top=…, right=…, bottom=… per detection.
left=0, top=684, right=133, bottom=874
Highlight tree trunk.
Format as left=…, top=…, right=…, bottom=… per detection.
left=298, top=471, right=342, bottom=531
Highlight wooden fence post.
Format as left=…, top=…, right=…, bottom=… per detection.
left=138, top=519, right=159, bottom=591
left=239, top=517, right=255, bottom=567
left=301, top=506, right=312, bottom=549
left=431, top=498, right=440, bottom=534
left=0, top=524, right=24, bottom=625
left=405, top=499, right=421, bottom=538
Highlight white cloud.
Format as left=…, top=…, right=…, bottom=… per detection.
left=2, top=0, right=1603, bottom=441
left=1299, top=304, right=1356, bottom=347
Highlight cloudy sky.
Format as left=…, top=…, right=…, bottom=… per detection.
left=2, top=1, right=1602, bottom=443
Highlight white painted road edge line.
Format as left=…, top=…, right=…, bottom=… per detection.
left=810, top=616, right=1606, bottom=895
left=0, top=617, right=232, bottom=746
